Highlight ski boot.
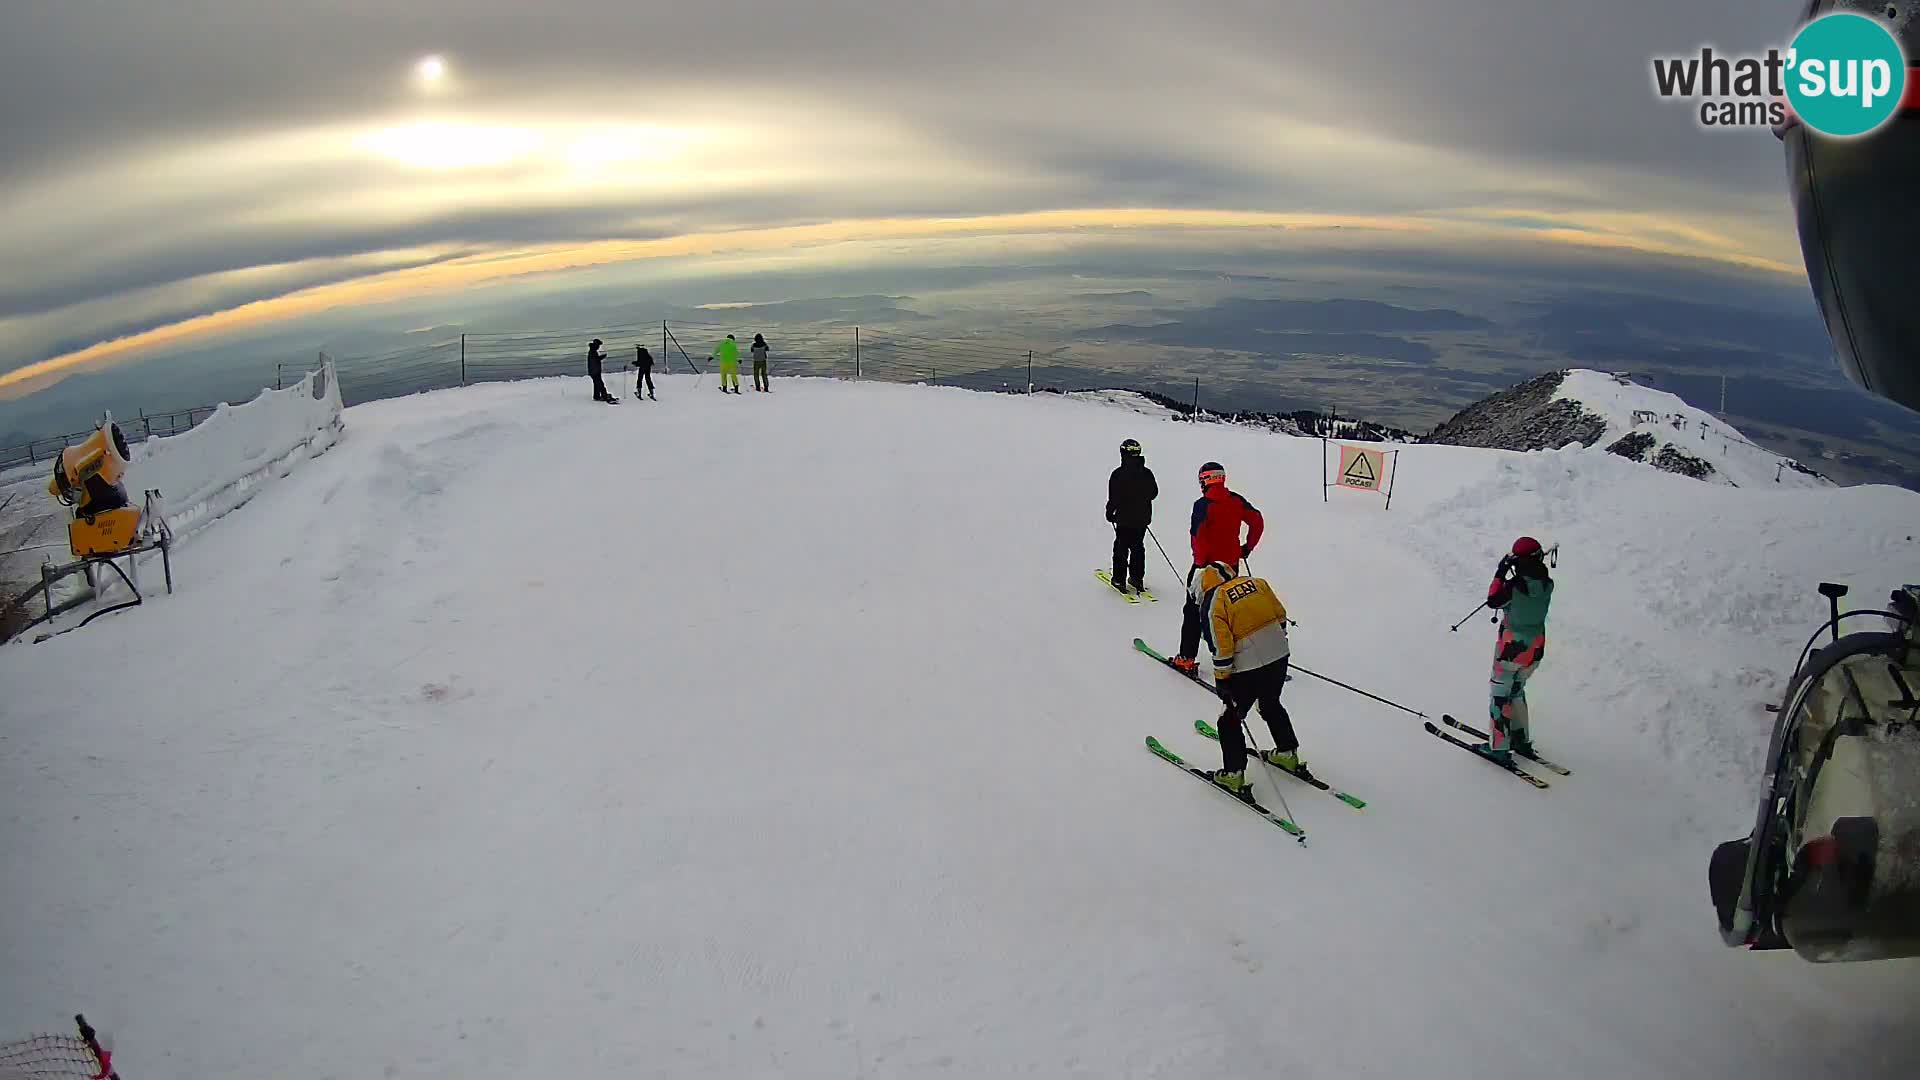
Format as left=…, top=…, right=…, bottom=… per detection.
left=1171, top=656, right=1199, bottom=674
left=1109, top=575, right=1130, bottom=595
left=1510, top=734, right=1537, bottom=759
left=1474, top=743, right=1514, bottom=766
left=1210, top=769, right=1253, bottom=801
left=1263, top=749, right=1311, bottom=778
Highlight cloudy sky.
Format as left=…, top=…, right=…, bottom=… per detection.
left=0, top=0, right=1816, bottom=398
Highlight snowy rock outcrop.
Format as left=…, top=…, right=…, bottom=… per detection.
left=1422, top=370, right=1608, bottom=452
left=1426, top=369, right=1828, bottom=489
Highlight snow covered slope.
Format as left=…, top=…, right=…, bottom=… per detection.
left=1427, top=368, right=1828, bottom=490
left=1555, top=368, right=1828, bottom=489
left=4, top=374, right=1918, bottom=1079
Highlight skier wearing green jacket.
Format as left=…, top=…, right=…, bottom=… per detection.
left=1481, top=536, right=1553, bottom=763
left=712, top=334, right=741, bottom=394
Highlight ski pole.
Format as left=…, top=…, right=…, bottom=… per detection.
left=1237, top=556, right=1300, bottom=627
left=1146, top=524, right=1183, bottom=579
left=1288, top=662, right=1428, bottom=719
left=1449, top=600, right=1488, bottom=632
left=1238, top=716, right=1301, bottom=841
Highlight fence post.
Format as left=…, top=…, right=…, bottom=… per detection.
left=460, top=334, right=467, bottom=385
left=1027, top=350, right=1033, bottom=392
left=855, top=327, right=861, bottom=380
left=662, top=321, right=668, bottom=371
left=1191, top=377, right=1200, bottom=417
left=25, top=440, right=34, bottom=465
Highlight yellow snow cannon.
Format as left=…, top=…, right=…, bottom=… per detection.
left=48, top=421, right=142, bottom=557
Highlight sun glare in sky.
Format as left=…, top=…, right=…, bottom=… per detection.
left=414, top=54, right=448, bottom=89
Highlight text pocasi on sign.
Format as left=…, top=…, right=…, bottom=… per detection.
left=1337, top=444, right=1384, bottom=491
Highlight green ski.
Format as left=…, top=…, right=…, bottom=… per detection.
left=1194, top=719, right=1367, bottom=809
left=1145, top=737, right=1305, bottom=841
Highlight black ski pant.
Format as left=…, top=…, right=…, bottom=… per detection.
left=589, top=364, right=611, bottom=400
left=1180, top=564, right=1204, bottom=659
left=1111, top=524, right=1146, bottom=589
left=1216, top=657, right=1297, bottom=774
left=636, top=369, right=655, bottom=398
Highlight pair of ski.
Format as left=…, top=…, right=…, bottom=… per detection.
left=1095, top=569, right=1156, bottom=604
left=1421, top=716, right=1569, bottom=789
left=1135, top=638, right=1366, bottom=842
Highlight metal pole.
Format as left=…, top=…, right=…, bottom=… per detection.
left=662, top=321, right=668, bottom=373
left=1146, top=525, right=1183, bottom=579
left=1289, top=662, right=1428, bottom=718
left=855, top=327, right=861, bottom=380
left=460, top=333, right=467, bottom=385
left=1384, top=449, right=1400, bottom=511
left=1190, top=377, right=1200, bottom=417
left=1027, top=350, right=1033, bottom=392
left=1449, top=600, right=1489, bottom=632
left=1321, top=425, right=1328, bottom=504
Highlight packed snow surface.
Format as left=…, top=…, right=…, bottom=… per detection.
left=5, top=374, right=1919, bottom=1078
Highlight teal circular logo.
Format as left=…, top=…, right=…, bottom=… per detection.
left=1786, top=13, right=1908, bottom=137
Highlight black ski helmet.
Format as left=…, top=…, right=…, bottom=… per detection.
left=1120, top=438, right=1143, bottom=458
left=1783, top=2, right=1920, bottom=413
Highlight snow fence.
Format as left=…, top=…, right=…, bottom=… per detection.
left=125, top=359, right=344, bottom=540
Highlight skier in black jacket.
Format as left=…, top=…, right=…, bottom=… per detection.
left=586, top=338, right=617, bottom=403
left=634, top=345, right=657, bottom=400
left=1106, top=438, right=1159, bottom=593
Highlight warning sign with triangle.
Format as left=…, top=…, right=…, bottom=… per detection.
left=1337, top=444, right=1384, bottom=491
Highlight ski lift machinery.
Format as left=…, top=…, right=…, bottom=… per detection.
left=1709, top=0, right=1920, bottom=962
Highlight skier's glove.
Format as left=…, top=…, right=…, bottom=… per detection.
left=1240, top=543, right=1253, bottom=560
left=1106, top=508, right=1117, bottom=523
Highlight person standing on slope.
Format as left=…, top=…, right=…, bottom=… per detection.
left=1188, top=560, right=1302, bottom=798
left=712, top=334, right=742, bottom=394
left=587, top=338, right=617, bottom=403
left=1173, top=461, right=1263, bottom=672
left=1105, top=438, right=1158, bottom=594
left=634, top=345, right=657, bottom=401
left=750, top=333, right=772, bottom=392
left=1481, top=536, right=1553, bottom=764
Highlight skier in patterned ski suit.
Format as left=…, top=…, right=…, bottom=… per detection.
left=1485, top=536, right=1552, bottom=762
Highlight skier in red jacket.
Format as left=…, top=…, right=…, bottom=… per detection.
left=1173, top=461, right=1264, bottom=671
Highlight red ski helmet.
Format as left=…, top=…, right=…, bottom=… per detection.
left=1511, top=536, right=1544, bottom=559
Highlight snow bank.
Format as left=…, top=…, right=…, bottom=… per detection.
left=3, top=373, right=1917, bottom=1079
left=124, top=359, right=343, bottom=539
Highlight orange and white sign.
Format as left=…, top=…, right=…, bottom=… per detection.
left=1336, top=444, right=1385, bottom=492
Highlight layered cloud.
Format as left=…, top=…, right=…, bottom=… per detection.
left=0, top=0, right=1814, bottom=394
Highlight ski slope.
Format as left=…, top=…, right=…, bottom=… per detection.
left=4, top=374, right=1918, bottom=1079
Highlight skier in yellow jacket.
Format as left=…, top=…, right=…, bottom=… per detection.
left=1190, top=561, right=1305, bottom=797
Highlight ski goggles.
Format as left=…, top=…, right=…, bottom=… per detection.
left=1198, top=468, right=1226, bottom=489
